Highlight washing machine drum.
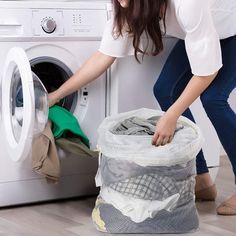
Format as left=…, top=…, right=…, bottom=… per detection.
left=92, top=108, right=203, bottom=234
left=13, top=71, right=48, bottom=136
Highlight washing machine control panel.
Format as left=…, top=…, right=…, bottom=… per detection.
left=0, top=3, right=111, bottom=40
left=41, top=17, right=57, bottom=34
left=32, top=8, right=107, bottom=38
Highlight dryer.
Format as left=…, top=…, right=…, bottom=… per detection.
left=0, top=0, right=110, bottom=207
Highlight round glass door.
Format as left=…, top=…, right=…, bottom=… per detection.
left=1, top=47, right=48, bottom=162
left=14, top=72, right=48, bottom=136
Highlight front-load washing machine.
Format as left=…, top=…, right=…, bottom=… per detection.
left=0, top=0, right=111, bottom=207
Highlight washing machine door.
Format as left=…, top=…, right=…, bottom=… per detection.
left=1, top=47, right=48, bottom=162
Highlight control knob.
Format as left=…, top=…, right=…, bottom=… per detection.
left=41, top=17, right=56, bottom=34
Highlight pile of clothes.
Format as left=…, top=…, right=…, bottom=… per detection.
left=32, top=105, right=98, bottom=183
left=92, top=108, right=203, bottom=234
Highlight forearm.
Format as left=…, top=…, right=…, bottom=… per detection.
left=54, top=51, right=115, bottom=100
left=167, top=72, right=218, bottom=118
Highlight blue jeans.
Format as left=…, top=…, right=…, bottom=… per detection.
left=153, top=36, right=236, bottom=179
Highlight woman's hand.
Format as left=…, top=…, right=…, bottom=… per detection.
left=48, top=91, right=60, bottom=107
left=152, top=73, right=218, bottom=147
left=152, top=111, right=178, bottom=146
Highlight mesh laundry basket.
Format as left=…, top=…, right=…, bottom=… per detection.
left=92, top=108, right=203, bottom=234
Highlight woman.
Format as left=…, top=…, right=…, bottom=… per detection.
left=49, top=0, right=236, bottom=215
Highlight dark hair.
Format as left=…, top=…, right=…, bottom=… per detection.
left=113, top=0, right=168, bottom=62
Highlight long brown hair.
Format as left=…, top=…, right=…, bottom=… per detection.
left=113, top=0, right=168, bottom=62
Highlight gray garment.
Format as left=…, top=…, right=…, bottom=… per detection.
left=100, top=156, right=195, bottom=203
left=109, top=174, right=178, bottom=201
left=100, top=156, right=196, bottom=185
left=110, top=116, right=183, bottom=135
left=93, top=197, right=199, bottom=234
left=108, top=174, right=195, bottom=205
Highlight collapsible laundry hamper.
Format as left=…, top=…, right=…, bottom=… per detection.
left=92, top=108, right=203, bottom=234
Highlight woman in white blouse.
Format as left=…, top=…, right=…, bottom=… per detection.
left=49, top=0, right=236, bottom=215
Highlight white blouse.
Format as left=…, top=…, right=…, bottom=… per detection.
left=99, top=0, right=236, bottom=76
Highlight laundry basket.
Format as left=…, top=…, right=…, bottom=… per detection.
left=92, top=108, right=203, bottom=234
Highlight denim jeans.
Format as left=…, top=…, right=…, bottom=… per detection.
left=153, top=35, right=236, bottom=179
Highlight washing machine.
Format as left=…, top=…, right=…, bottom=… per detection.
left=0, top=0, right=111, bottom=207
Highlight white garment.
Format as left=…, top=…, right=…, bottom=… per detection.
left=100, top=187, right=180, bottom=223
left=99, top=0, right=236, bottom=76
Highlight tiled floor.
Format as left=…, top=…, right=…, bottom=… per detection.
left=0, top=156, right=236, bottom=236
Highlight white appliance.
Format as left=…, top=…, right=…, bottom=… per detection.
left=0, top=0, right=110, bottom=207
